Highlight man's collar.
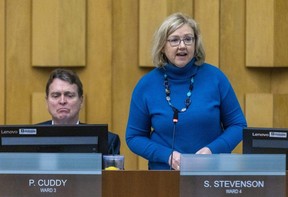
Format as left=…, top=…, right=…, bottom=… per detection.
left=51, top=120, right=80, bottom=125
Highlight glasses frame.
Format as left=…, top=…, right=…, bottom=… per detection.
left=167, top=36, right=195, bottom=47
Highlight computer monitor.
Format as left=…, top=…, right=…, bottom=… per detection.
left=0, top=124, right=108, bottom=154
left=243, top=127, right=288, bottom=169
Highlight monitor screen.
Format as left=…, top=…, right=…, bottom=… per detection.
left=243, top=127, right=288, bottom=169
left=0, top=124, right=108, bottom=154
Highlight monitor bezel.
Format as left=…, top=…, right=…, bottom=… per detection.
left=243, top=127, right=288, bottom=169
left=0, top=124, right=108, bottom=155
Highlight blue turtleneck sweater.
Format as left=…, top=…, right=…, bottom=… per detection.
left=126, top=59, right=247, bottom=170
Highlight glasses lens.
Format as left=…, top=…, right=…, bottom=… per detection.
left=184, top=37, right=193, bottom=45
left=169, top=38, right=180, bottom=46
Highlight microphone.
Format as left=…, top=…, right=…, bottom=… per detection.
left=173, top=109, right=178, bottom=123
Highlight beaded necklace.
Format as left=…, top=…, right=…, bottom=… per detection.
left=164, top=73, right=194, bottom=115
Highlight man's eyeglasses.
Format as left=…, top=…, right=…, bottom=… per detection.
left=167, top=36, right=195, bottom=47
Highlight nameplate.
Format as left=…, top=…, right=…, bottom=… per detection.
left=180, top=154, right=286, bottom=197
left=180, top=175, right=285, bottom=196
left=0, top=174, right=101, bottom=196
left=0, top=153, right=102, bottom=197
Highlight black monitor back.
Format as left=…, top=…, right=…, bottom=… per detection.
left=0, top=124, right=108, bottom=154
left=243, top=127, right=288, bottom=169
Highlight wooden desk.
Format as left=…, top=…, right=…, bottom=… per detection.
left=102, top=170, right=179, bottom=197
left=103, top=170, right=288, bottom=197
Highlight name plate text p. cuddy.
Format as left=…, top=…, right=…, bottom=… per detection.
left=0, top=174, right=101, bottom=196
left=0, top=153, right=102, bottom=197
left=180, top=154, right=286, bottom=197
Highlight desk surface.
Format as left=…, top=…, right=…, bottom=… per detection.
left=102, top=170, right=179, bottom=197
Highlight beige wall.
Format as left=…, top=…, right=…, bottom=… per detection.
left=1, top=0, right=288, bottom=170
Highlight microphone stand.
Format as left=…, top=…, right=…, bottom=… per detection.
left=170, top=109, right=178, bottom=170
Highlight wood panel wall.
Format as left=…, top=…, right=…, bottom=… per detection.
left=32, top=0, right=86, bottom=67
left=246, top=0, right=288, bottom=67
left=0, top=0, right=4, bottom=124
left=0, top=0, right=288, bottom=170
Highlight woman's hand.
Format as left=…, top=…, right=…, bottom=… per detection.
left=168, top=151, right=181, bottom=170
left=195, top=147, right=212, bottom=154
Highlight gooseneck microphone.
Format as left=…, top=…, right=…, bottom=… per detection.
left=170, top=108, right=178, bottom=170
left=173, top=109, right=178, bottom=123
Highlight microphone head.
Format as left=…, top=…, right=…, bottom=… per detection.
left=173, top=110, right=178, bottom=123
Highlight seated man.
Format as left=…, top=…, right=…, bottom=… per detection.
left=38, top=68, right=120, bottom=154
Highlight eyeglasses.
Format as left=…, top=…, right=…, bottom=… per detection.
left=167, top=36, right=195, bottom=47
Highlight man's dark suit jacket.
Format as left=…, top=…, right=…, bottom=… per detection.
left=38, top=121, right=121, bottom=155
